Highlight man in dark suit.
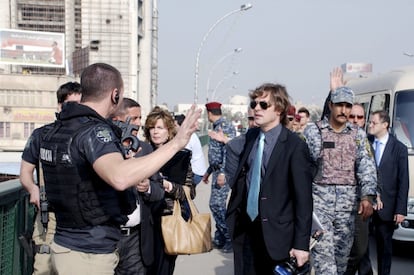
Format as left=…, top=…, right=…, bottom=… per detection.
left=226, top=83, right=313, bottom=274
left=112, top=98, right=165, bottom=275
left=368, top=110, right=409, bottom=275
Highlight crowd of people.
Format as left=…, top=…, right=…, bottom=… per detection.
left=20, top=63, right=409, bottom=275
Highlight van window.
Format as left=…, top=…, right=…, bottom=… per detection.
left=393, top=90, right=414, bottom=149
left=371, top=94, right=389, bottom=113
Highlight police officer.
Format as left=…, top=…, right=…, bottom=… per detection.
left=38, top=63, right=200, bottom=274
left=204, top=101, right=236, bottom=253
left=20, top=81, right=81, bottom=275
left=111, top=98, right=165, bottom=275
left=303, top=86, right=377, bottom=274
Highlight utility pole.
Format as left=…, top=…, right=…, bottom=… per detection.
left=151, top=0, right=159, bottom=108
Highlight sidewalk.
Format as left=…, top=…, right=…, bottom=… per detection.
left=174, top=179, right=234, bottom=275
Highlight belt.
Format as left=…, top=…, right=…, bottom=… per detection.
left=120, top=224, right=140, bottom=236
left=35, top=244, right=51, bottom=254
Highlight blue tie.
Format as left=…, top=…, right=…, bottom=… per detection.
left=375, top=140, right=382, bottom=166
left=247, top=132, right=265, bottom=221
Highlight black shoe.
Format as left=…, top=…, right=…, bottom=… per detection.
left=221, top=242, right=233, bottom=253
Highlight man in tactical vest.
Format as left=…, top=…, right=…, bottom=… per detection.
left=20, top=81, right=81, bottom=275
left=38, top=63, right=200, bottom=274
left=303, top=86, right=377, bottom=274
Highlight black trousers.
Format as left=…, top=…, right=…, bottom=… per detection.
left=344, top=214, right=373, bottom=275
left=115, top=225, right=145, bottom=275
left=147, top=214, right=177, bottom=275
left=233, top=215, right=286, bottom=275
left=373, top=213, right=395, bottom=275
left=232, top=233, right=254, bottom=275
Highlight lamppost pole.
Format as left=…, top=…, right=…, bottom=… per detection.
left=193, top=3, right=252, bottom=104
left=206, top=47, right=242, bottom=103
left=211, top=71, right=239, bottom=102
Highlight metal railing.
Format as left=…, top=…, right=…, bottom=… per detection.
left=0, top=179, right=34, bottom=275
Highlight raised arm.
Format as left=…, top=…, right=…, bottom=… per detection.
left=93, top=106, right=202, bottom=191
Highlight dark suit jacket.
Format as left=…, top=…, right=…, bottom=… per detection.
left=374, top=134, right=409, bottom=221
left=226, top=126, right=314, bottom=260
left=135, top=141, right=164, bottom=266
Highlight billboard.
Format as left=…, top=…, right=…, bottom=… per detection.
left=12, top=108, right=55, bottom=123
left=341, top=63, right=373, bottom=73
left=0, top=29, right=65, bottom=68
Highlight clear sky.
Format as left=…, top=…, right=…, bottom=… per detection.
left=157, top=0, right=414, bottom=109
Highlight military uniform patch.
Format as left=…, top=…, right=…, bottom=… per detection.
left=95, top=126, right=112, bottom=143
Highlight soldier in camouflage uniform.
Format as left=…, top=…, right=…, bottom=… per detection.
left=303, top=87, right=377, bottom=275
left=204, top=101, right=236, bottom=253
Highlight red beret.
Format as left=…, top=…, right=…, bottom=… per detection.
left=205, top=101, right=222, bottom=111
left=287, top=105, right=296, bottom=116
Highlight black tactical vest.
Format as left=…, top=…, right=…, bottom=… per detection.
left=39, top=117, right=136, bottom=228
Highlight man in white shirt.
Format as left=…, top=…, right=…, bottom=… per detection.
left=174, top=114, right=207, bottom=184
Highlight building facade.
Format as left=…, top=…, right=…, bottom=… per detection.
left=0, top=0, right=155, bottom=151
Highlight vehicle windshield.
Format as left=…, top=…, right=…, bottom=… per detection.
left=393, top=90, right=414, bottom=149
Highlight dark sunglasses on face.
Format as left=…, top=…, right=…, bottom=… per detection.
left=250, top=101, right=272, bottom=110
left=349, top=114, right=364, bottom=119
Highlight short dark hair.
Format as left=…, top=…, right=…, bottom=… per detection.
left=112, top=98, right=140, bottom=118
left=297, top=107, right=310, bottom=117
left=56, top=81, right=81, bottom=103
left=80, top=63, right=123, bottom=102
left=371, top=110, right=390, bottom=129
left=208, top=108, right=222, bottom=116
left=174, top=114, right=185, bottom=126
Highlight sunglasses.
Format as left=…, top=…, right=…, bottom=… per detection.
left=287, top=115, right=302, bottom=122
left=349, top=114, right=364, bottom=119
left=250, top=101, right=272, bottom=110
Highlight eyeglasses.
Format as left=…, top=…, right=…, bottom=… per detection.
left=349, top=114, right=364, bottom=119
left=250, top=101, right=272, bottom=110
left=247, top=116, right=254, bottom=121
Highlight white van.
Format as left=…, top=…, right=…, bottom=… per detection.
left=347, top=66, right=414, bottom=242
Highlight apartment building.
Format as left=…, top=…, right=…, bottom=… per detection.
left=0, top=0, right=154, bottom=151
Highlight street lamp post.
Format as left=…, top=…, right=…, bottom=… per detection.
left=215, top=85, right=237, bottom=102
left=211, top=71, right=239, bottom=102
left=206, top=47, right=242, bottom=102
left=193, top=3, right=252, bottom=104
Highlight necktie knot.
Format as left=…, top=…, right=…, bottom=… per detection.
left=259, top=132, right=265, bottom=140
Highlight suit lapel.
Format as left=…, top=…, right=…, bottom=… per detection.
left=262, top=127, right=288, bottom=184
left=233, top=128, right=259, bottom=186
left=379, top=135, right=394, bottom=168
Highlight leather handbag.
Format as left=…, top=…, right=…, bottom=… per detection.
left=161, top=187, right=212, bottom=255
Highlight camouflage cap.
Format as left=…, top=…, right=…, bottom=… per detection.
left=331, top=87, right=354, bottom=105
